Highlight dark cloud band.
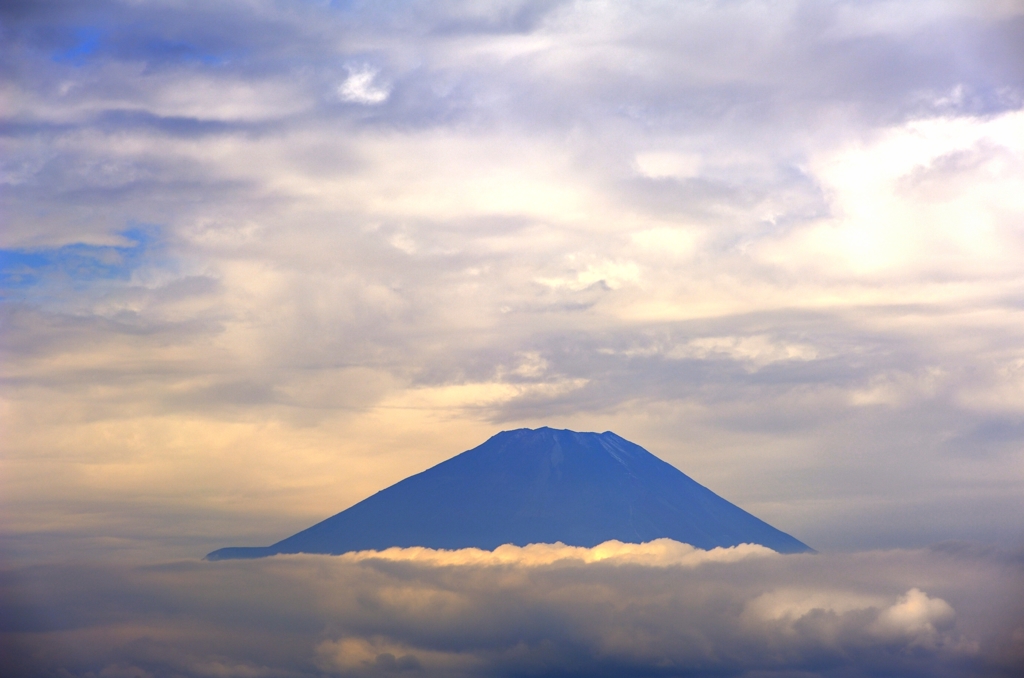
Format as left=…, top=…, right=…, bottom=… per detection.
left=3, top=542, right=1023, bottom=677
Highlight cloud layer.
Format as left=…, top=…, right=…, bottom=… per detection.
left=5, top=4, right=1024, bottom=674
left=2, top=0, right=1024, bottom=571
left=4, top=541, right=1023, bottom=677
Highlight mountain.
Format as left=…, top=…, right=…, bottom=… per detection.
left=206, top=427, right=811, bottom=559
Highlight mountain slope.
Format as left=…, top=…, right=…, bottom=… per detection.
left=207, top=427, right=811, bottom=559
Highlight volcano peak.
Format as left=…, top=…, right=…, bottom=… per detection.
left=207, top=427, right=811, bottom=560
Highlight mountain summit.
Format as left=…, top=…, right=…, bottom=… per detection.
left=207, top=427, right=811, bottom=559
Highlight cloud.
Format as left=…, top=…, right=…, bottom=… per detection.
left=2, top=542, right=1023, bottom=677
left=869, top=587, right=956, bottom=645
left=337, top=538, right=776, bottom=568
left=5, top=11, right=1024, bottom=678
left=634, top=151, right=702, bottom=180
left=339, top=65, right=391, bottom=105
left=2, top=0, right=1024, bottom=588
left=755, top=110, right=1024, bottom=279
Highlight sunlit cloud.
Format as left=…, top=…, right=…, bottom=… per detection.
left=337, top=539, right=776, bottom=568
left=4, top=85, right=1024, bottom=544
left=1, top=4, right=1024, bottom=675
left=338, top=65, right=391, bottom=105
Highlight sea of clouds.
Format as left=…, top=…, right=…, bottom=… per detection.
left=4, top=541, right=1023, bottom=677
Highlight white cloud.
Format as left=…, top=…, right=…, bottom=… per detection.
left=634, top=151, right=702, bottom=179
left=667, top=335, right=820, bottom=367
left=757, top=110, right=1024, bottom=280
left=337, top=538, right=777, bottom=568
left=849, top=367, right=947, bottom=407
left=870, top=587, right=957, bottom=645
left=338, top=65, right=391, bottom=105
left=535, top=257, right=641, bottom=291
left=630, top=226, right=699, bottom=258
left=4, top=0, right=1024, bottom=588
left=744, top=586, right=961, bottom=649
left=745, top=587, right=887, bottom=621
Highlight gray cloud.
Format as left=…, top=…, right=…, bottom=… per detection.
left=2, top=0, right=1024, bottom=606
left=2, top=542, right=1023, bottom=677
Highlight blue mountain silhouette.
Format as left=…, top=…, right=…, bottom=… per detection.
left=207, top=427, right=811, bottom=559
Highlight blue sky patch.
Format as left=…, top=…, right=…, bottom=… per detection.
left=52, top=26, right=104, bottom=65
left=141, top=39, right=228, bottom=66
left=0, top=226, right=159, bottom=292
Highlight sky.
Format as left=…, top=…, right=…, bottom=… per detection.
left=2, top=1, right=1024, bottom=676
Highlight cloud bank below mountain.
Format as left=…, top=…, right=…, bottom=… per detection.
left=4, top=541, right=1023, bottom=677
